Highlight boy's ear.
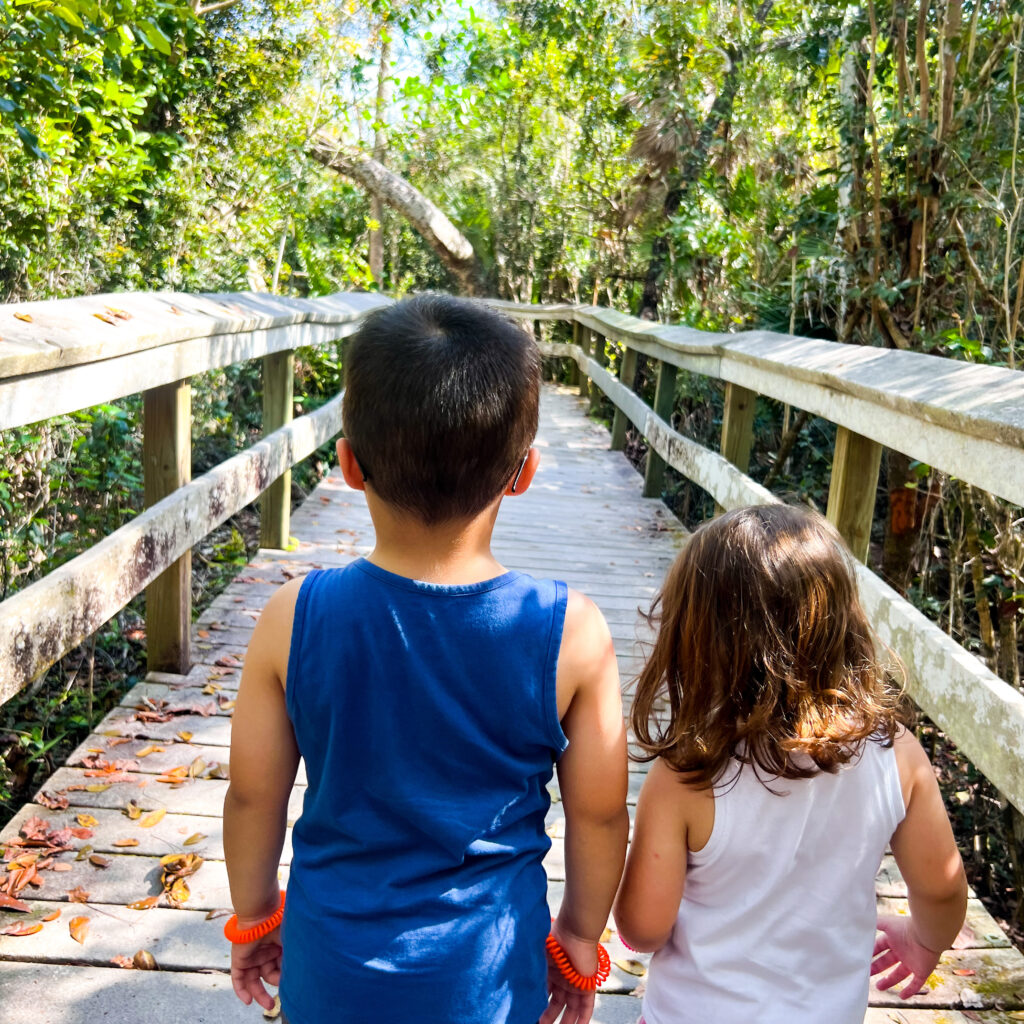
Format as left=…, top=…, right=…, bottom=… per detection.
left=504, top=447, right=540, bottom=497
left=336, top=439, right=366, bottom=492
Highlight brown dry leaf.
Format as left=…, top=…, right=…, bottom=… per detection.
left=176, top=731, right=193, bottom=743
left=51, top=863, right=72, bottom=873
left=167, top=878, right=191, bottom=905
left=76, top=814, right=99, bottom=828
left=37, top=791, right=69, bottom=810
left=13, top=312, right=33, bottom=323
left=133, top=949, right=158, bottom=970
left=93, top=311, right=116, bottom=325
left=42, top=909, right=61, bottom=922
left=183, top=833, right=206, bottom=846
left=613, top=958, right=647, bottom=977
left=124, top=801, right=142, bottom=821
left=197, top=630, right=210, bottom=639
left=85, top=784, right=111, bottom=793
left=107, top=307, right=132, bottom=320
left=69, top=916, right=90, bottom=945
left=127, top=896, right=160, bottom=911
left=135, top=745, right=164, bottom=758
left=67, top=887, right=90, bottom=903
left=108, top=737, right=133, bottom=748
left=188, top=758, right=207, bottom=779
left=89, top=854, right=111, bottom=869
left=111, top=955, right=135, bottom=968
left=112, top=839, right=140, bottom=848
left=0, top=894, right=30, bottom=913
left=139, top=809, right=166, bottom=829
left=219, top=699, right=236, bottom=711
left=202, top=683, right=221, bottom=695
left=214, top=655, right=242, bottom=668
left=0, top=922, right=42, bottom=936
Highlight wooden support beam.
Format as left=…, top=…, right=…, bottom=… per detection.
left=826, top=426, right=883, bottom=563
left=576, top=323, right=592, bottom=399
left=566, top=322, right=580, bottom=386
left=717, top=382, right=758, bottom=513
left=610, top=346, right=638, bottom=452
left=143, top=379, right=192, bottom=675
left=643, top=360, right=677, bottom=498
left=260, top=350, right=294, bottom=549
left=589, top=332, right=609, bottom=415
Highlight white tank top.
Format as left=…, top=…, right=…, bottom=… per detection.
left=641, top=740, right=906, bottom=1024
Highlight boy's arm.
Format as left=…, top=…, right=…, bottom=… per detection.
left=224, top=578, right=303, bottom=924
left=873, top=729, right=967, bottom=998
left=550, top=590, right=629, bottom=970
left=612, top=758, right=690, bottom=952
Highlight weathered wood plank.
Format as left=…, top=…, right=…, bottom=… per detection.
left=826, top=425, right=884, bottom=563
left=260, top=350, right=295, bottom=549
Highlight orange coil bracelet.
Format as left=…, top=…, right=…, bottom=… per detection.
left=545, top=933, right=611, bottom=992
left=223, top=890, right=286, bottom=944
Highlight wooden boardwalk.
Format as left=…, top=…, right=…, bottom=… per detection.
left=1, top=385, right=1022, bottom=1023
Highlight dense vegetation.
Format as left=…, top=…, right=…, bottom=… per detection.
left=1, top=0, right=1022, bottom=928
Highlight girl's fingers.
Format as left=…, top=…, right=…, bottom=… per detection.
left=873, top=932, right=892, bottom=957
left=874, top=964, right=911, bottom=991
left=870, top=950, right=899, bottom=975
left=899, top=972, right=930, bottom=1000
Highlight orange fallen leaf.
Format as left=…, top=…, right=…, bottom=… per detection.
left=139, top=809, right=166, bottom=828
left=42, top=909, right=61, bottom=922
left=76, top=814, right=99, bottom=828
left=112, top=838, right=140, bottom=848
left=13, top=312, right=32, bottom=322
left=51, top=863, right=72, bottom=873
left=953, top=968, right=977, bottom=976
left=69, top=916, right=90, bottom=944
left=197, top=630, right=210, bottom=639
left=111, top=954, right=134, bottom=968
left=0, top=922, right=42, bottom=936
left=67, top=887, right=90, bottom=903
left=127, top=896, right=160, bottom=911
left=0, top=894, right=29, bottom=913
left=89, top=854, right=111, bottom=869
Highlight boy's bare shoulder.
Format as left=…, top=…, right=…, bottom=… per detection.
left=555, top=588, right=616, bottom=708
left=247, top=577, right=305, bottom=685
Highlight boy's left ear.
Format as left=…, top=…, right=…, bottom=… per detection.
left=504, top=447, right=540, bottom=496
left=336, top=438, right=366, bottom=492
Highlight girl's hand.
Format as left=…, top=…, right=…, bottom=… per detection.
left=539, top=922, right=599, bottom=1024
left=230, top=927, right=283, bottom=1011
left=871, top=914, right=941, bottom=999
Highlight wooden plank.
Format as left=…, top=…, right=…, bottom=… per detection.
left=643, top=360, right=677, bottom=498
left=720, top=382, right=757, bottom=473
left=576, top=322, right=592, bottom=400
left=143, top=379, right=192, bottom=675
left=589, top=331, right=609, bottom=415
left=0, top=394, right=344, bottom=705
left=610, top=345, right=638, bottom=452
left=260, top=350, right=294, bottom=549
left=826, top=425, right=883, bottom=563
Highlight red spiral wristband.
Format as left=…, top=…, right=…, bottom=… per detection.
left=545, top=933, right=611, bottom=992
left=223, top=890, right=286, bottom=944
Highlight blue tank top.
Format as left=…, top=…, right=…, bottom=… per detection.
left=280, top=559, right=568, bottom=1024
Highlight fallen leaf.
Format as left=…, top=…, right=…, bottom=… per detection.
left=202, top=683, right=221, bottom=695
left=37, top=792, right=69, bottom=810
left=0, top=894, right=29, bottom=912
left=139, top=809, right=166, bottom=829
left=600, top=927, right=612, bottom=943
left=219, top=699, right=236, bottom=711
left=111, top=955, right=135, bottom=968
left=93, top=311, right=116, bottom=324
left=954, top=968, right=977, bottom=976
left=75, top=845, right=93, bottom=862
left=214, top=655, right=242, bottom=668
left=68, top=828, right=94, bottom=840
left=69, top=916, right=90, bottom=944
left=76, top=814, right=99, bottom=829
left=106, top=306, right=132, bottom=320
left=183, top=833, right=206, bottom=846
left=124, top=801, right=142, bottom=820
left=133, top=949, right=157, bottom=970
left=197, top=630, right=210, bottom=639
left=0, top=922, right=42, bottom=936
left=176, top=731, right=193, bottom=743
left=108, top=737, right=133, bottom=748
left=613, top=958, right=647, bottom=977
left=89, top=855, right=111, bottom=869
left=51, top=863, right=72, bottom=873
left=263, top=995, right=282, bottom=1020
left=205, top=908, right=231, bottom=921
left=135, top=745, right=164, bottom=758
left=112, top=839, right=140, bottom=848
left=13, top=312, right=33, bottom=322
left=85, top=784, right=111, bottom=793
left=167, top=877, right=191, bottom=905
left=127, top=896, right=160, bottom=911
left=67, top=887, right=90, bottom=903
left=189, top=759, right=207, bottom=779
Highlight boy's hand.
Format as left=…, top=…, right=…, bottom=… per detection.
left=230, top=928, right=283, bottom=1011
left=871, top=914, right=941, bottom=999
left=539, top=923, right=599, bottom=1024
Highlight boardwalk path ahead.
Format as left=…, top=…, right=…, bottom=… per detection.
left=1, top=386, right=1022, bottom=1022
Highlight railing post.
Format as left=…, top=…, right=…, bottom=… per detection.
left=826, top=426, right=883, bottom=563
left=716, top=382, right=757, bottom=512
left=144, top=378, right=192, bottom=675
left=610, top=345, right=638, bottom=452
left=261, top=350, right=295, bottom=550
left=575, top=323, right=592, bottom=400
left=589, top=332, right=608, bottom=414
left=643, top=359, right=677, bottom=498
left=566, top=320, right=580, bottom=387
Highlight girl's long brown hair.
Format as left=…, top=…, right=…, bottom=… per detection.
left=631, top=504, right=908, bottom=786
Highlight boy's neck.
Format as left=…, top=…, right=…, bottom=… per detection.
left=364, top=494, right=507, bottom=585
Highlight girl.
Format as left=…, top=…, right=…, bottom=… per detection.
left=613, top=504, right=966, bottom=1024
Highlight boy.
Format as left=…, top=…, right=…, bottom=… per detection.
left=224, top=295, right=629, bottom=1024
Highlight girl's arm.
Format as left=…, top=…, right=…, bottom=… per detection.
left=613, top=758, right=706, bottom=952
left=224, top=578, right=303, bottom=1009
left=542, top=590, right=629, bottom=1024
left=872, top=729, right=967, bottom=999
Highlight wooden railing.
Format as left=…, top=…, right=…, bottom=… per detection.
left=1, top=290, right=1022, bottom=817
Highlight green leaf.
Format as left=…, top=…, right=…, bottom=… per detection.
left=14, top=123, right=47, bottom=160
left=140, top=21, right=172, bottom=55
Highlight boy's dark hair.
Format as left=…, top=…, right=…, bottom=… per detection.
left=342, top=294, right=541, bottom=524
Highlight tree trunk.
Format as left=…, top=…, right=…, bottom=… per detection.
left=310, top=135, right=485, bottom=296
left=369, top=26, right=392, bottom=285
